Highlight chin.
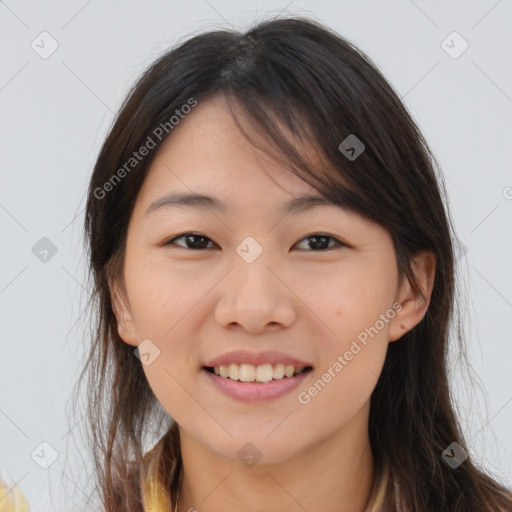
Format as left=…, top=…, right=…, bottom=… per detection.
left=199, top=430, right=307, bottom=467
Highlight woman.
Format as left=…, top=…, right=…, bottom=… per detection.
left=78, top=16, right=512, bottom=512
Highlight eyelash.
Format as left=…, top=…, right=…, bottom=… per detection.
left=163, top=232, right=347, bottom=251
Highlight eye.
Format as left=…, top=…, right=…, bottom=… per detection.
left=164, top=233, right=216, bottom=250
left=163, top=233, right=346, bottom=251
left=294, top=234, right=345, bottom=251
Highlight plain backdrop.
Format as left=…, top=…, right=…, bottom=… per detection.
left=1, top=1, right=511, bottom=510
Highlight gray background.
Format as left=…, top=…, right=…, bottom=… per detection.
left=1, top=0, right=511, bottom=510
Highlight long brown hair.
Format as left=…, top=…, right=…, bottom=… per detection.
left=77, top=16, right=512, bottom=511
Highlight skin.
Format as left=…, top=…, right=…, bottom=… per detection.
left=111, top=95, right=435, bottom=512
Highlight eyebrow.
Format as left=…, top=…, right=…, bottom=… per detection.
left=144, top=191, right=338, bottom=217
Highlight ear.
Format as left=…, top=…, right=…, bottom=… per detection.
left=388, top=250, right=436, bottom=342
left=110, top=280, right=138, bottom=346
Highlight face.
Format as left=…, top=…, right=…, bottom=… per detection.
left=112, top=95, right=429, bottom=464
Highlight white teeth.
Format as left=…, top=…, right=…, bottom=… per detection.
left=228, top=363, right=239, bottom=380
left=209, top=363, right=308, bottom=382
left=273, top=363, right=285, bottom=379
left=255, top=364, right=273, bottom=383
left=239, top=364, right=256, bottom=382
left=284, top=365, right=295, bottom=378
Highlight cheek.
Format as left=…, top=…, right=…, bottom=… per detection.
left=297, top=288, right=393, bottom=431
left=140, top=360, right=200, bottom=434
left=296, top=340, right=387, bottom=437
left=123, top=251, right=207, bottom=404
left=296, top=254, right=395, bottom=413
left=307, top=254, right=397, bottom=341
left=329, top=285, right=396, bottom=347
left=124, top=248, right=208, bottom=335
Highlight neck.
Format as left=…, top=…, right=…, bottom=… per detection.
left=175, top=404, right=375, bottom=512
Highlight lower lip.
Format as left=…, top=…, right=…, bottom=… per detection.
left=202, top=368, right=312, bottom=403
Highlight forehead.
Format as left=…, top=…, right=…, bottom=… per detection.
left=133, top=96, right=325, bottom=215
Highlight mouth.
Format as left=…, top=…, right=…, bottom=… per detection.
left=202, top=363, right=314, bottom=383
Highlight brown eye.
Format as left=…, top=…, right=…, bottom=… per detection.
left=163, top=232, right=346, bottom=251
left=165, top=233, right=215, bottom=249
left=294, top=234, right=345, bottom=251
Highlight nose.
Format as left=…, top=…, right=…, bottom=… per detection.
left=214, top=252, right=298, bottom=334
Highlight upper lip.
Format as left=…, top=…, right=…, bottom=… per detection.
left=203, top=350, right=313, bottom=368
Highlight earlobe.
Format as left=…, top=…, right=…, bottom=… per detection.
left=110, top=280, right=138, bottom=346
left=388, top=251, right=436, bottom=342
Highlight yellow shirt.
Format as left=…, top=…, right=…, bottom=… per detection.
left=0, top=480, right=30, bottom=512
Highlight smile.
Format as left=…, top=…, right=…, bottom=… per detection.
left=202, top=365, right=313, bottom=402
left=204, top=363, right=312, bottom=383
